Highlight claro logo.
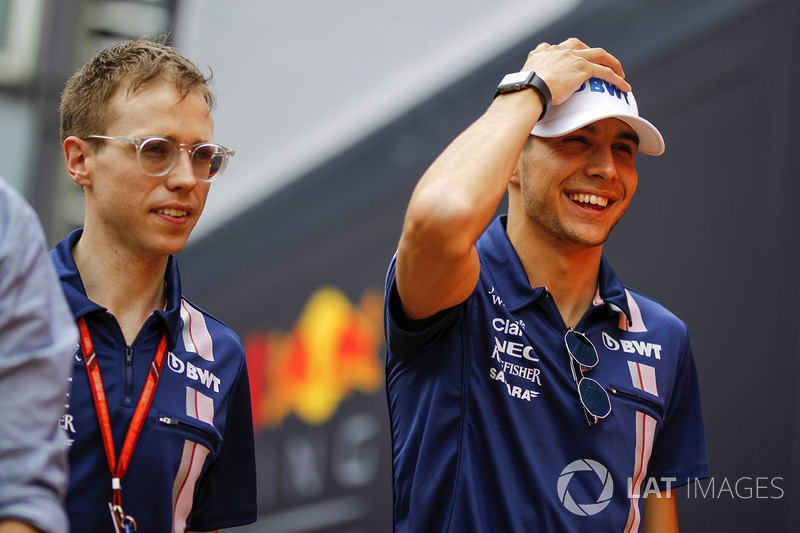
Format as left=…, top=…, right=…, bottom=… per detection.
left=602, top=332, right=662, bottom=360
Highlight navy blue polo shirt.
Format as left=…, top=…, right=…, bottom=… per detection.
left=384, top=216, right=707, bottom=532
left=50, top=229, right=257, bottom=532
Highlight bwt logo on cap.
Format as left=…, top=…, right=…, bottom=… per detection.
left=531, top=73, right=666, bottom=156
left=574, top=77, right=631, bottom=106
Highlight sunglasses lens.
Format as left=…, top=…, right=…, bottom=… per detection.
left=578, top=378, right=611, bottom=419
left=565, top=330, right=598, bottom=368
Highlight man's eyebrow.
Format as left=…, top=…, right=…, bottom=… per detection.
left=578, top=124, right=640, bottom=146
left=618, top=131, right=640, bottom=146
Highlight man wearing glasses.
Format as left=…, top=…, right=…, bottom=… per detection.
left=50, top=39, right=256, bottom=532
left=384, top=38, right=707, bottom=532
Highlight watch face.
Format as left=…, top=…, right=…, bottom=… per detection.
left=503, top=71, right=534, bottom=86
left=498, top=70, right=536, bottom=92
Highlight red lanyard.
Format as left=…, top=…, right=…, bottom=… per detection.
left=77, top=317, right=168, bottom=509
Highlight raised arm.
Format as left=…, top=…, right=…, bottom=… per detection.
left=395, top=38, right=631, bottom=320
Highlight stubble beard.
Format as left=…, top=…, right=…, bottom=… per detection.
left=522, top=185, right=621, bottom=250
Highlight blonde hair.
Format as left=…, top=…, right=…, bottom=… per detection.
left=59, top=37, right=214, bottom=142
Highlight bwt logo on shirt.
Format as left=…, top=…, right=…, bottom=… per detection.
left=575, top=77, right=631, bottom=105
left=602, top=332, right=662, bottom=360
left=168, top=351, right=221, bottom=392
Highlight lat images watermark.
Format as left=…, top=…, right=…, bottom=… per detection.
left=557, top=458, right=787, bottom=519
left=629, top=476, right=785, bottom=500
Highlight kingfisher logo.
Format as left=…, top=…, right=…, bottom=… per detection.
left=557, top=459, right=614, bottom=516
left=602, top=332, right=662, bottom=360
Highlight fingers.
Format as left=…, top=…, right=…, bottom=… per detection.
left=572, top=47, right=627, bottom=82
left=557, top=37, right=591, bottom=51
left=534, top=38, right=591, bottom=51
left=519, top=39, right=631, bottom=105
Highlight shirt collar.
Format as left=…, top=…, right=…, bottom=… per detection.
left=476, top=216, right=633, bottom=326
left=50, top=228, right=184, bottom=348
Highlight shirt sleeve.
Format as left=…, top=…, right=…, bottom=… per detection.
left=646, top=328, right=709, bottom=489
left=187, top=349, right=258, bottom=530
left=0, top=180, right=78, bottom=533
left=383, top=253, right=463, bottom=358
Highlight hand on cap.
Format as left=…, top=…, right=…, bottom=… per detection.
left=521, top=38, right=631, bottom=106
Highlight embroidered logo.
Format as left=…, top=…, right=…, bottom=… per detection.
left=602, top=332, right=662, bottom=360
left=168, top=351, right=221, bottom=393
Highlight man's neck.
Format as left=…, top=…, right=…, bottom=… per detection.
left=73, top=229, right=169, bottom=345
left=506, top=218, right=603, bottom=329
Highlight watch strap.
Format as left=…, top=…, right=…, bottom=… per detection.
left=494, top=72, right=552, bottom=121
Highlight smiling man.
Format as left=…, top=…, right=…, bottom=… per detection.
left=50, top=38, right=256, bottom=532
left=384, top=38, right=707, bottom=532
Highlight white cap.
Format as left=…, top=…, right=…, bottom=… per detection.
left=531, top=77, right=665, bottom=156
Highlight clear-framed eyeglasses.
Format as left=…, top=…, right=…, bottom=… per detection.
left=85, top=135, right=235, bottom=182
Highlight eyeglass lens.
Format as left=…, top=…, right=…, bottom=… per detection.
left=138, top=138, right=226, bottom=180
left=565, top=329, right=611, bottom=422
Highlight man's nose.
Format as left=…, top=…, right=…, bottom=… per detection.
left=164, top=150, right=198, bottom=189
left=584, top=145, right=619, bottom=180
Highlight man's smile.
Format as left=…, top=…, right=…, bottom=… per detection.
left=152, top=207, right=190, bottom=217
left=568, top=193, right=609, bottom=209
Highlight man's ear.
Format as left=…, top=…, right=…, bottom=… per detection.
left=509, top=155, right=523, bottom=186
left=510, top=137, right=534, bottom=186
left=63, top=136, right=92, bottom=187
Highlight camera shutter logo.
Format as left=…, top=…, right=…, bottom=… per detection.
left=557, top=459, right=614, bottom=516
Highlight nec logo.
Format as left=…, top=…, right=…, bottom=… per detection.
left=602, top=332, right=662, bottom=360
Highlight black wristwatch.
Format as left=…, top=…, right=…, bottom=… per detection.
left=494, top=70, right=552, bottom=120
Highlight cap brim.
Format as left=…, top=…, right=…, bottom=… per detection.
left=532, top=112, right=665, bottom=156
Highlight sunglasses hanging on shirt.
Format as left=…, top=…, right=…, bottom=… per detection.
left=564, top=328, right=612, bottom=426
